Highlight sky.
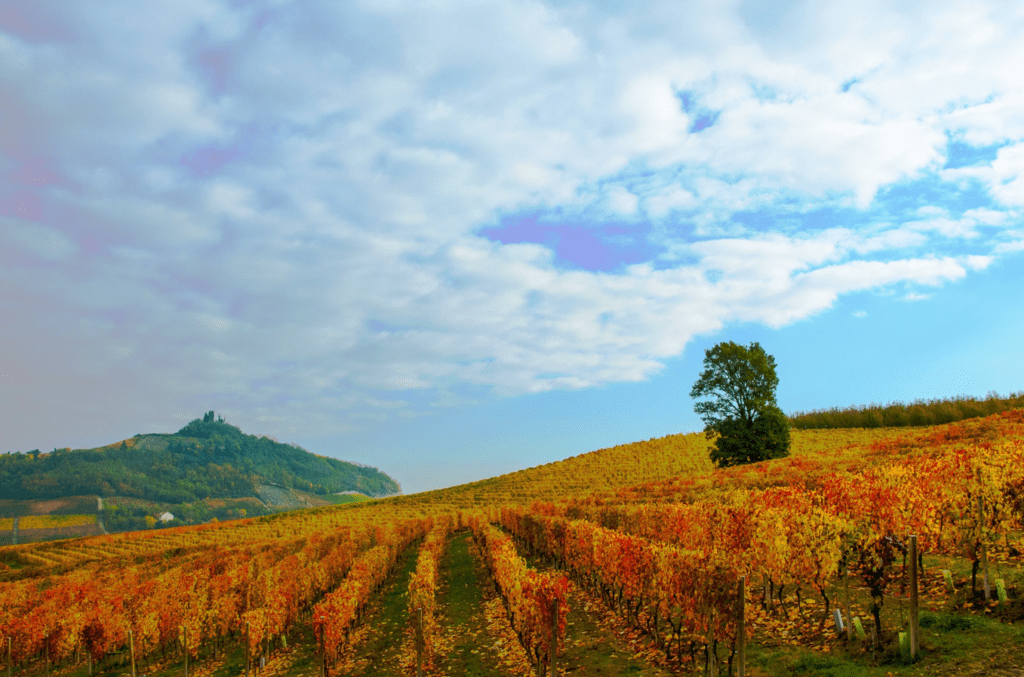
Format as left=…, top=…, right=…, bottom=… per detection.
left=2, top=1, right=1024, bottom=495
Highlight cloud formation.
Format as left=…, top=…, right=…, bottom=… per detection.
left=1, top=0, right=1023, bottom=447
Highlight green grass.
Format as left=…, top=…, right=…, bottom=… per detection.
left=741, top=606, right=1024, bottom=677
left=787, top=653, right=871, bottom=676
left=552, top=589, right=670, bottom=676
left=344, top=541, right=421, bottom=676
left=433, top=530, right=511, bottom=676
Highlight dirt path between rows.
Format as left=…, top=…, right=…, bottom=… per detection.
left=509, top=530, right=676, bottom=676
left=97, top=497, right=108, bottom=534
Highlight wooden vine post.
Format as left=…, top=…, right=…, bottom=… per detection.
left=549, top=597, right=559, bottom=677
left=7, top=636, right=11, bottom=677
left=129, top=630, right=136, bottom=677
left=737, top=576, right=746, bottom=677
left=843, top=564, right=853, bottom=642
left=707, top=602, right=717, bottom=677
left=416, top=606, right=423, bottom=677
left=45, top=632, right=49, bottom=677
left=183, top=626, right=189, bottom=677
left=245, top=622, right=251, bottom=677
left=909, top=535, right=919, bottom=659
left=319, top=617, right=327, bottom=677
left=976, top=469, right=991, bottom=601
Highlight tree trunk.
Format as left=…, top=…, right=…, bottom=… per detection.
left=870, top=597, right=883, bottom=643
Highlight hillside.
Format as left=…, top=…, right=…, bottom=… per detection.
left=0, top=411, right=400, bottom=503
left=3, top=409, right=1022, bottom=677
left=372, top=425, right=906, bottom=511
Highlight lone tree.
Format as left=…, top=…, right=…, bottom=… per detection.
left=690, top=341, right=791, bottom=468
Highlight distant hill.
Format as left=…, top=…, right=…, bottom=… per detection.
left=0, top=411, right=401, bottom=503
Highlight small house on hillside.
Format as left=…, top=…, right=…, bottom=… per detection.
left=158, top=512, right=174, bottom=522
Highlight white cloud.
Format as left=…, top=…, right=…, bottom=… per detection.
left=3, top=0, right=1024, bottom=449
left=992, top=238, right=1024, bottom=254
left=645, top=185, right=696, bottom=217
left=962, top=255, right=994, bottom=271
left=896, top=205, right=1015, bottom=241
left=855, top=228, right=929, bottom=253
left=606, top=186, right=639, bottom=215
left=0, top=216, right=77, bottom=262
left=733, top=255, right=966, bottom=327
left=904, top=215, right=979, bottom=239
left=617, top=74, right=691, bottom=154
left=963, top=208, right=1009, bottom=226
left=704, top=98, right=945, bottom=209
left=205, top=181, right=258, bottom=221
left=981, top=144, right=1024, bottom=206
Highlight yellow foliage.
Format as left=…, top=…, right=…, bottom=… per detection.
left=19, top=514, right=97, bottom=530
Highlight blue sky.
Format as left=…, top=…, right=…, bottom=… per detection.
left=2, top=1, right=1024, bottom=494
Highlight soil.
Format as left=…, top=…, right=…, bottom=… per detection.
left=0, top=495, right=98, bottom=517
left=17, top=523, right=104, bottom=543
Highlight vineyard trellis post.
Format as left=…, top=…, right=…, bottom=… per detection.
left=416, top=606, right=423, bottom=677
left=318, top=616, right=327, bottom=677
left=183, top=626, right=188, bottom=677
left=245, top=621, right=251, bottom=677
left=976, top=469, right=991, bottom=601
left=707, top=602, right=717, bottom=677
left=549, top=597, right=558, bottom=677
left=7, top=635, right=11, bottom=677
left=843, top=564, right=853, bottom=642
left=129, top=630, right=136, bottom=677
left=909, top=535, right=919, bottom=659
left=737, top=576, right=745, bottom=677
left=45, top=632, right=49, bottom=677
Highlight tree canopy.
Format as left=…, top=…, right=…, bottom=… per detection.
left=0, top=412, right=401, bottom=500
left=690, top=341, right=790, bottom=467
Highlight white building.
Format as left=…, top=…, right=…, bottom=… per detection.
left=157, top=512, right=174, bottom=522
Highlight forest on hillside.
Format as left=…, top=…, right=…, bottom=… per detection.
left=0, top=413, right=400, bottom=502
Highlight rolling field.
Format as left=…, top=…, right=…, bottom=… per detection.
left=2, top=410, right=1023, bottom=676
left=0, top=496, right=99, bottom=518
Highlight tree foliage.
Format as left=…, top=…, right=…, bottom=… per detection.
left=0, top=412, right=401, bottom=501
left=690, top=341, right=790, bottom=467
left=709, top=403, right=790, bottom=468
left=788, top=391, right=1024, bottom=429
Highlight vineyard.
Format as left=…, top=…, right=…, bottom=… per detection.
left=3, top=410, right=1024, bottom=676
left=17, top=515, right=97, bottom=530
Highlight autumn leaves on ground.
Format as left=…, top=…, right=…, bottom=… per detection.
left=3, top=402, right=1024, bottom=677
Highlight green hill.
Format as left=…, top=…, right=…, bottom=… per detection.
left=0, top=411, right=401, bottom=503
